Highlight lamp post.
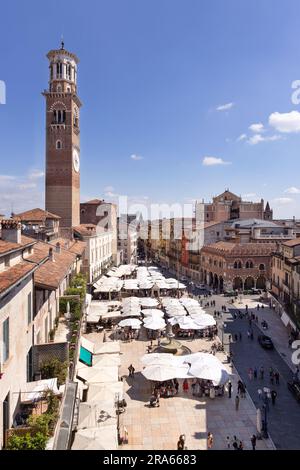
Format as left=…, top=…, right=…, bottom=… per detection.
left=115, top=392, right=121, bottom=444
left=261, top=396, right=269, bottom=439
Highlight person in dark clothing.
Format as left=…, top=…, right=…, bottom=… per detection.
left=177, top=434, right=186, bottom=450
left=228, top=381, right=232, bottom=398
left=271, top=390, right=277, bottom=406
left=251, top=434, right=257, bottom=450
left=239, top=332, right=242, bottom=341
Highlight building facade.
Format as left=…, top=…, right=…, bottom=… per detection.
left=196, top=190, right=273, bottom=223
left=271, top=239, right=300, bottom=324
left=73, top=224, right=113, bottom=283
left=200, top=241, right=276, bottom=291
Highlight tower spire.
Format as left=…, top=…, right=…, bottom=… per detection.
left=60, top=35, right=64, bottom=50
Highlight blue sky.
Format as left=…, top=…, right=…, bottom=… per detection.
left=1, top=0, right=300, bottom=218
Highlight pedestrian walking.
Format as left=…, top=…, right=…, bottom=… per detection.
left=250, top=330, right=254, bottom=340
left=254, top=367, right=258, bottom=379
left=259, top=366, right=264, bottom=380
left=248, top=368, right=253, bottom=381
left=227, top=380, right=232, bottom=398
left=234, top=333, right=238, bottom=342
left=235, top=395, right=240, bottom=411
left=183, top=379, right=189, bottom=393
left=232, top=436, right=238, bottom=450
left=207, top=432, right=214, bottom=449
left=275, top=371, right=280, bottom=385
left=251, top=434, right=257, bottom=450
left=177, top=434, right=186, bottom=450
left=247, top=330, right=251, bottom=339
left=271, top=390, right=277, bottom=406
left=128, top=364, right=135, bottom=377
left=239, top=332, right=242, bottom=341
left=226, top=436, right=230, bottom=449
left=238, top=440, right=244, bottom=450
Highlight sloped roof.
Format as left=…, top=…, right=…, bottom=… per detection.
left=0, top=236, right=36, bottom=256
left=14, top=208, right=61, bottom=222
left=202, top=241, right=276, bottom=256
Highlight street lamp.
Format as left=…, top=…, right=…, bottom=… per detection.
left=261, top=402, right=269, bottom=439
left=115, top=392, right=122, bottom=444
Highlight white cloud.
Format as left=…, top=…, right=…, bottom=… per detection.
left=216, top=102, right=234, bottom=112
left=284, top=187, right=300, bottom=194
left=17, top=183, right=37, bottom=190
left=0, top=175, right=16, bottom=182
left=269, top=110, right=300, bottom=133
left=249, top=122, right=264, bottom=133
left=104, top=191, right=118, bottom=198
left=202, top=156, right=231, bottom=166
left=272, top=197, right=294, bottom=205
left=242, top=193, right=256, bottom=199
left=236, top=133, right=247, bottom=142
left=104, top=185, right=115, bottom=192
left=130, top=154, right=144, bottom=161
left=28, top=169, right=45, bottom=179
left=247, top=134, right=282, bottom=145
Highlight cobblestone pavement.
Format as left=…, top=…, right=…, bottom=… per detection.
left=118, top=326, right=274, bottom=451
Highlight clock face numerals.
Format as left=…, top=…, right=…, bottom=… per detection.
left=73, top=149, right=80, bottom=173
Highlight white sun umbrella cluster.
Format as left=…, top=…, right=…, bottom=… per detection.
left=121, top=297, right=141, bottom=317
left=162, top=298, right=187, bottom=318
left=168, top=316, right=202, bottom=329
left=141, top=352, right=229, bottom=385
left=143, top=316, right=166, bottom=330
left=123, top=279, right=139, bottom=290
left=107, top=264, right=137, bottom=278
left=93, top=276, right=123, bottom=293
left=180, top=298, right=200, bottom=307
left=118, top=318, right=142, bottom=329
left=141, top=309, right=164, bottom=318
left=140, top=297, right=159, bottom=308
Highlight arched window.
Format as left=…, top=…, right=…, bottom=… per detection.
left=66, top=63, right=72, bottom=80
left=56, top=62, right=62, bottom=78
left=67, top=86, right=71, bottom=93
left=234, top=260, right=242, bottom=269
left=56, top=140, right=62, bottom=150
left=245, top=260, right=253, bottom=269
left=52, top=109, right=66, bottom=124
left=259, top=263, right=265, bottom=271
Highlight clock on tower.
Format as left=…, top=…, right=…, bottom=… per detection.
left=43, top=41, right=82, bottom=229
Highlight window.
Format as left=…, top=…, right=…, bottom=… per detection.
left=57, top=84, right=62, bottom=92
left=66, top=63, right=71, bottom=80
left=27, top=292, right=32, bottom=325
left=56, top=140, right=62, bottom=150
left=259, top=263, right=265, bottom=271
left=3, top=318, right=9, bottom=362
left=56, top=62, right=62, bottom=78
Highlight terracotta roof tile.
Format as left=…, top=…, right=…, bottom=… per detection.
left=49, top=237, right=86, bottom=256
left=73, top=224, right=97, bottom=236
left=202, top=241, right=276, bottom=256
left=0, top=262, right=35, bottom=294
left=0, top=236, right=36, bottom=256
left=282, top=238, right=300, bottom=247
left=14, top=208, right=61, bottom=221
left=33, top=241, right=76, bottom=289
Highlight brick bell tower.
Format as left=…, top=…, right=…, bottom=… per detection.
left=43, top=41, right=82, bottom=230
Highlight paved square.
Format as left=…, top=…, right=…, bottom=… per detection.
left=117, top=329, right=274, bottom=450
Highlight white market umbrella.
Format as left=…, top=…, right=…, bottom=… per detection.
left=142, top=363, right=189, bottom=381
left=178, top=317, right=202, bottom=330
left=189, top=354, right=229, bottom=386
left=119, top=318, right=142, bottom=328
left=140, top=298, right=159, bottom=307
left=140, top=353, right=176, bottom=366
left=192, top=314, right=216, bottom=327
left=142, top=309, right=164, bottom=318
left=143, top=318, right=166, bottom=330
left=72, top=425, right=118, bottom=450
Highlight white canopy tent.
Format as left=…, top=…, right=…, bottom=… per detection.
left=76, top=365, right=119, bottom=383
left=118, top=318, right=142, bottom=328
left=72, top=425, right=118, bottom=450
left=143, top=317, right=166, bottom=330
left=142, top=363, right=190, bottom=381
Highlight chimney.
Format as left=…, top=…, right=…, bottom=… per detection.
left=55, top=242, right=61, bottom=254
left=1, top=219, right=22, bottom=244
left=49, top=247, right=55, bottom=262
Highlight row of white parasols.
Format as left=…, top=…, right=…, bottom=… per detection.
left=140, top=352, right=230, bottom=386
